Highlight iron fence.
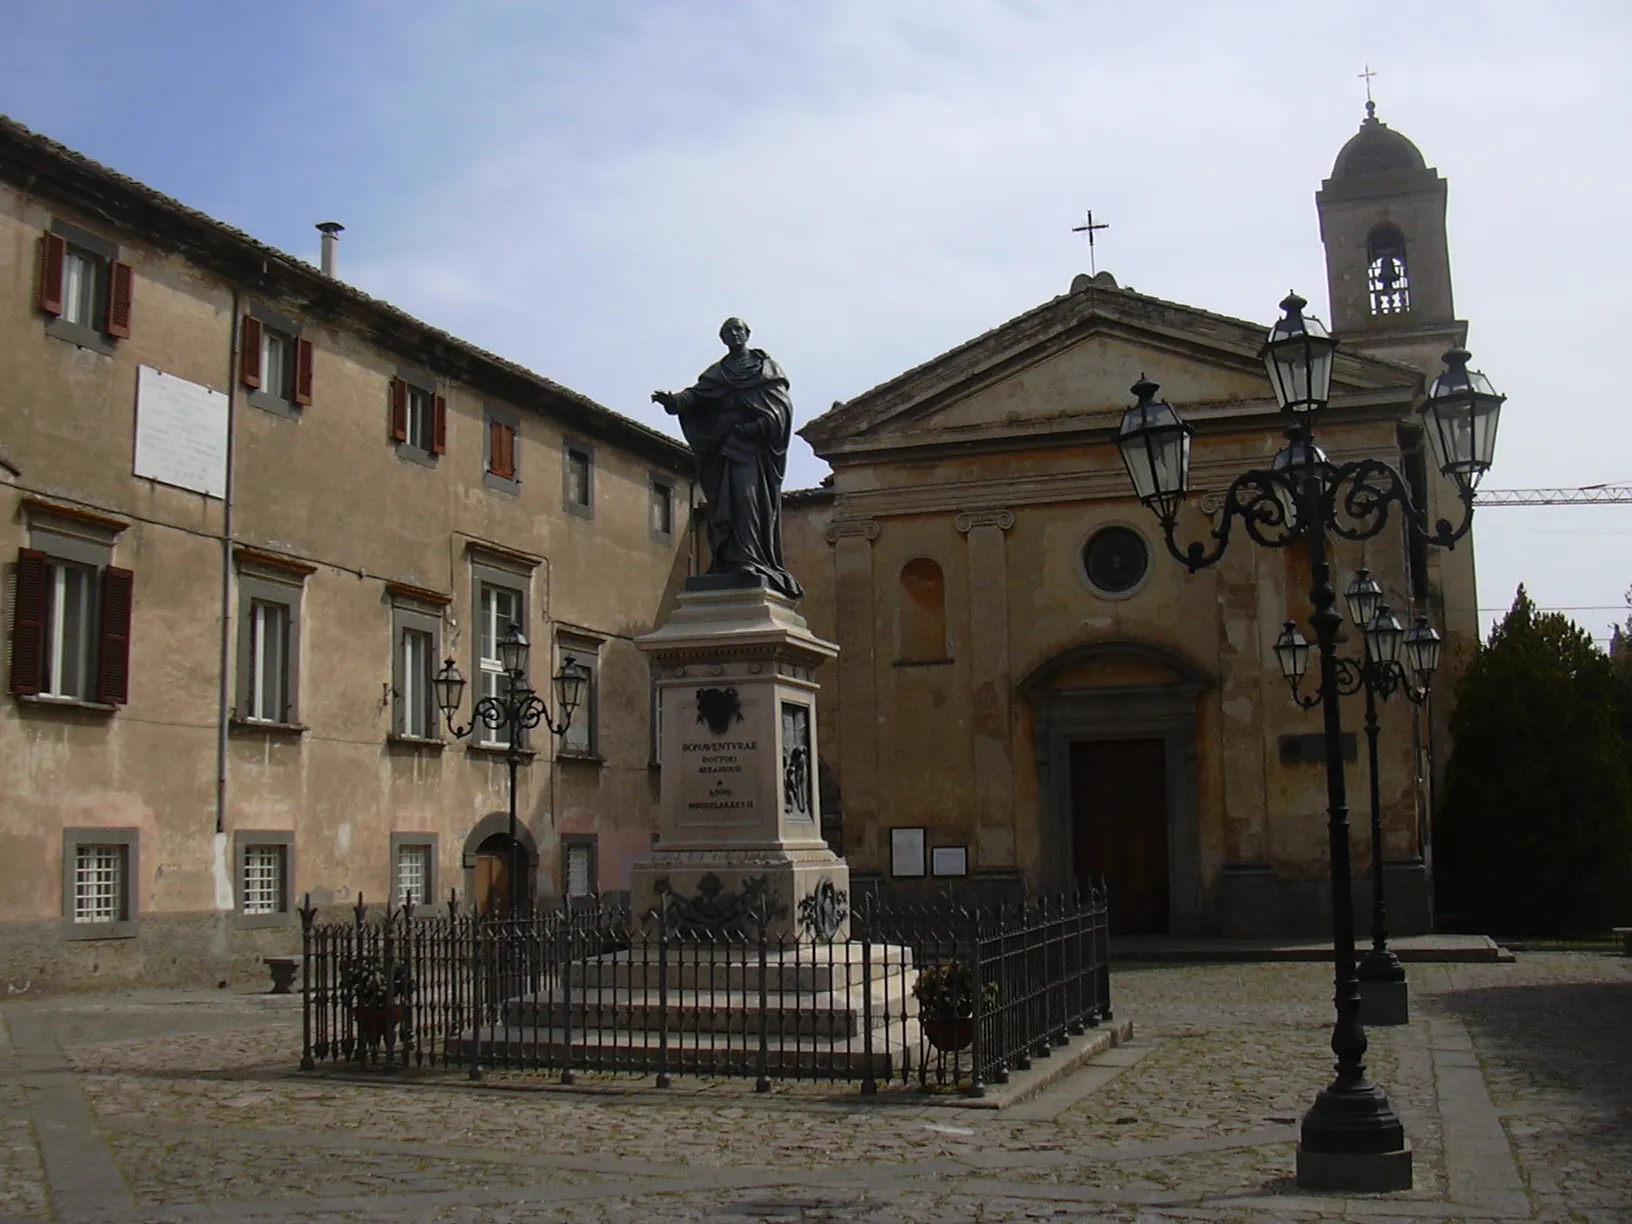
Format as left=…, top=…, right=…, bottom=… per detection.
left=297, top=884, right=1111, bottom=1096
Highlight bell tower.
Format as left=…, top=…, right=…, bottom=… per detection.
left=1316, top=103, right=1466, bottom=373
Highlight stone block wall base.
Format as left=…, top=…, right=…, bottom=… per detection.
left=1357, top=978, right=1410, bottom=1026
left=1295, top=1143, right=1413, bottom=1193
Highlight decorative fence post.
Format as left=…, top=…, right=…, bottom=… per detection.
left=859, top=894, right=877, bottom=1096
left=655, top=902, right=672, bottom=1089
left=1097, top=875, right=1113, bottom=1022
left=299, top=892, right=316, bottom=1070
left=967, top=903, right=986, bottom=1098
left=755, top=900, right=771, bottom=1094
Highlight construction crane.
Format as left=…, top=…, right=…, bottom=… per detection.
left=1474, top=485, right=1632, bottom=506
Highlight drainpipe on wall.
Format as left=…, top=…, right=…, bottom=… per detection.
left=213, top=286, right=242, bottom=910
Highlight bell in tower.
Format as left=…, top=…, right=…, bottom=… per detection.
left=1316, top=102, right=1467, bottom=375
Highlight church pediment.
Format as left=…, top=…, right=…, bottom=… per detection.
left=802, top=281, right=1421, bottom=457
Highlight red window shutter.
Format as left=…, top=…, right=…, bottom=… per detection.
left=294, top=338, right=314, bottom=405
left=390, top=377, right=408, bottom=442
left=502, top=423, right=516, bottom=477
left=432, top=394, right=447, bottom=456
left=240, top=317, right=262, bottom=389
left=489, top=419, right=510, bottom=477
left=96, top=566, right=135, bottom=706
left=38, top=233, right=66, bottom=316
left=8, top=548, right=48, bottom=696
left=106, top=261, right=134, bottom=338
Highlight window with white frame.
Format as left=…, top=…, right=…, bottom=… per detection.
left=558, top=638, right=599, bottom=758
left=73, top=843, right=126, bottom=923
left=61, top=828, right=138, bottom=938
left=406, top=384, right=436, bottom=452
left=261, top=326, right=293, bottom=401
left=11, top=529, right=132, bottom=707
left=563, top=837, right=597, bottom=899
left=235, top=565, right=305, bottom=727
left=241, top=843, right=286, bottom=915
left=476, top=581, right=524, bottom=746
left=396, top=841, right=432, bottom=910
left=247, top=599, right=291, bottom=722
left=60, top=245, right=103, bottom=329
left=42, top=557, right=98, bottom=700
left=400, top=626, right=433, bottom=738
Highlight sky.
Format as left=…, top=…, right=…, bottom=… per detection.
left=3, top=1, right=1630, bottom=643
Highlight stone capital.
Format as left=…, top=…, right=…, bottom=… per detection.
left=824, top=516, right=880, bottom=545
left=954, top=507, right=1015, bottom=534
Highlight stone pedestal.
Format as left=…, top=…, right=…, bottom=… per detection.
left=629, top=580, right=847, bottom=940
left=1357, top=978, right=1410, bottom=1026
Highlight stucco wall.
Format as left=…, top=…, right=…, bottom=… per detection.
left=0, top=177, right=689, bottom=990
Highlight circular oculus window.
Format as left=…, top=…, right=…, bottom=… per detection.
left=1082, top=525, right=1150, bottom=596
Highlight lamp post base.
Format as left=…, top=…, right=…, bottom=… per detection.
left=1357, top=977, right=1410, bottom=1026
left=1296, top=1143, right=1413, bottom=1193
left=1298, top=1080, right=1411, bottom=1191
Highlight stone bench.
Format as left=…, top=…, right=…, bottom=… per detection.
left=263, top=956, right=301, bottom=994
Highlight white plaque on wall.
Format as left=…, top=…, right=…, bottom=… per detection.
left=133, top=365, right=228, bottom=499
left=890, top=827, right=927, bottom=878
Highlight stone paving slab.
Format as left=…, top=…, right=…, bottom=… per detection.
left=2, top=954, right=1627, bottom=1221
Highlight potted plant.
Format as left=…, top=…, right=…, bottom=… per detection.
left=912, top=960, right=998, bottom=1052
left=343, top=958, right=413, bottom=1044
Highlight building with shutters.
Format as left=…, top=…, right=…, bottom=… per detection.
left=0, top=116, right=694, bottom=989
left=782, top=105, right=1482, bottom=936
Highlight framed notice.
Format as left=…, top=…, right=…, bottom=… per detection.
left=931, top=846, right=968, bottom=877
left=133, top=365, right=229, bottom=498
left=890, top=827, right=926, bottom=878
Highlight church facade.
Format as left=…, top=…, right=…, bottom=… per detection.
left=784, top=108, right=1479, bottom=936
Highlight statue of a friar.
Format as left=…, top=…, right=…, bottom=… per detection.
left=653, top=318, right=804, bottom=599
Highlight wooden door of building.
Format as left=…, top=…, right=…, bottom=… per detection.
left=473, top=833, right=518, bottom=916
left=1069, top=738, right=1170, bottom=934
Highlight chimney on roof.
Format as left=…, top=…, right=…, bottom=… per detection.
left=316, top=222, right=344, bottom=277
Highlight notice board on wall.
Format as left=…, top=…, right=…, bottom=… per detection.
left=133, top=365, right=228, bottom=499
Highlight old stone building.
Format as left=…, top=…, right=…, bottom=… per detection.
left=785, top=107, right=1479, bottom=936
left=1, top=117, right=693, bottom=989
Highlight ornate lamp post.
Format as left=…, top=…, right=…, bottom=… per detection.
left=434, top=624, right=588, bottom=916
left=1117, top=294, right=1504, bottom=1191
left=1279, top=571, right=1443, bottom=1026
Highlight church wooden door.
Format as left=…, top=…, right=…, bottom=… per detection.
left=1069, top=738, right=1170, bottom=935
left=473, top=835, right=515, bottom=917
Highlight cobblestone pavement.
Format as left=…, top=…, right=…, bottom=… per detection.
left=1, top=953, right=1627, bottom=1222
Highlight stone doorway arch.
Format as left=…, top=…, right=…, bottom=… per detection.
left=1020, top=640, right=1212, bottom=935
left=461, top=812, right=540, bottom=916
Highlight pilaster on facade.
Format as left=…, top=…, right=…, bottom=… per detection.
left=957, top=506, right=1015, bottom=854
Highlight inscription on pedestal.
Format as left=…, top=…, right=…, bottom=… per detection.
left=681, top=737, right=759, bottom=815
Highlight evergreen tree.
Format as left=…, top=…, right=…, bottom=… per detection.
left=1437, top=586, right=1632, bottom=933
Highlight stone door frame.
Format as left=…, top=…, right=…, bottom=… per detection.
left=1021, top=642, right=1210, bottom=933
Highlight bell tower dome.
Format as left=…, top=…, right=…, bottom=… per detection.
left=1316, top=103, right=1466, bottom=373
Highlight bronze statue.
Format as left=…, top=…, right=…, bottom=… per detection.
left=654, top=318, right=804, bottom=599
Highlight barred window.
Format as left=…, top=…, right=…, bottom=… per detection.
left=396, top=842, right=432, bottom=910
left=242, top=844, right=286, bottom=915
left=73, top=845, right=125, bottom=923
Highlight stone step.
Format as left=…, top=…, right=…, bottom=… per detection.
left=449, top=1023, right=921, bottom=1080
left=561, top=946, right=916, bottom=994
left=506, top=986, right=919, bottom=1038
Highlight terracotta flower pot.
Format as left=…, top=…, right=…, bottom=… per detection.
left=353, top=1003, right=407, bottom=1043
left=922, top=1016, right=974, bottom=1053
